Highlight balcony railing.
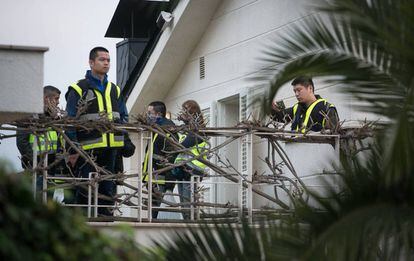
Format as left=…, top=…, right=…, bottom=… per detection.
left=17, top=121, right=369, bottom=223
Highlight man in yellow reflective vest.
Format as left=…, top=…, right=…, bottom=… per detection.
left=142, top=101, right=177, bottom=219
left=271, top=76, right=339, bottom=133
left=16, top=86, right=67, bottom=195
left=65, top=47, right=128, bottom=216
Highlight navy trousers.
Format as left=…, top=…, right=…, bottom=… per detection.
left=75, top=148, right=117, bottom=216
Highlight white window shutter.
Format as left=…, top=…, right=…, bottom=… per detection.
left=239, top=91, right=250, bottom=211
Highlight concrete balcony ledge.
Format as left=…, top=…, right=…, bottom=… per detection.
left=89, top=221, right=257, bottom=247
left=89, top=221, right=205, bottom=228
left=90, top=221, right=213, bottom=246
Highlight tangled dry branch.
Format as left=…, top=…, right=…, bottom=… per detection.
left=0, top=113, right=374, bottom=220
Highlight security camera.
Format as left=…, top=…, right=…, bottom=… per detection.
left=156, top=11, right=173, bottom=31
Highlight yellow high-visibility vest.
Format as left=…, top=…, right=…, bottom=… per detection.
left=30, top=130, right=66, bottom=184
left=29, top=130, right=58, bottom=153
left=142, top=133, right=170, bottom=185
left=174, top=133, right=208, bottom=173
left=69, top=82, right=124, bottom=150
left=292, top=98, right=334, bottom=133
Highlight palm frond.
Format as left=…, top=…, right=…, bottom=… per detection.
left=152, top=221, right=309, bottom=261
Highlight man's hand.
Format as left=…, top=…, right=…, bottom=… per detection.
left=272, top=100, right=285, bottom=112
left=272, top=100, right=281, bottom=112
left=68, top=153, right=80, bottom=167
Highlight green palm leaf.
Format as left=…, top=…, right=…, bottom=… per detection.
left=291, top=142, right=414, bottom=260
left=150, top=221, right=309, bottom=260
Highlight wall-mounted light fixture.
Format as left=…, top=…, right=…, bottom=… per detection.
left=156, top=11, right=173, bottom=31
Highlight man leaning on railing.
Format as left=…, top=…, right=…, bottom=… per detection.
left=271, top=76, right=339, bottom=133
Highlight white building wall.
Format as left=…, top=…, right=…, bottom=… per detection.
left=162, top=0, right=359, bottom=210
left=165, top=0, right=313, bottom=110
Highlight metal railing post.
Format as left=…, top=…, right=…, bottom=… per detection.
left=148, top=132, right=153, bottom=222
left=190, top=176, right=195, bottom=220
left=32, top=137, right=38, bottom=199
left=42, top=153, right=48, bottom=203
left=196, top=176, right=201, bottom=220
left=87, top=172, right=92, bottom=218
left=238, top=172, right=243, bottom=221
left=93, top=173, right=99, bottom=218
left=247, top=133, right=253, bottom=224
left=137, top=132, right=144, bottom=222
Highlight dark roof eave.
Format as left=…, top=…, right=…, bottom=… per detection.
left=105, top=0, right=174, bottom=39
left=108, top=0, right=179, bottom=101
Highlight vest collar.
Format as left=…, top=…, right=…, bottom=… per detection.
left=298, top=94, right=323, bottom=110
left=85, top=70, right=108, bottom=91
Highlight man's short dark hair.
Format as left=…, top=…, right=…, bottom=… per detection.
left=291, top=76, right=314, bottom=92
left=89, top=46, right=109, bottom=60
left=148, top=101, right=166, bottom=117
left=43, top=85, right=61, bottom=96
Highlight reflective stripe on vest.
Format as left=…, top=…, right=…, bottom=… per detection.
left=50, top=177, right=66, bottom=184
left=70, top=83, right=83, bottom=96
left=29, top=130, right=58, bottom=153
left=175, top=133, right=208, bottom=172
left=70, top=83, right=121, bottom=99
left=142, top=133, right=165, bottom=184
left=70, top=82, right=124, bottom=150
left=78, top=112, right=121, bottom=121
left=105, top=84, right=124, bottom=148
left=293, top=103, right=299, bottom=116
left=293, top=99, right=326, bottom=133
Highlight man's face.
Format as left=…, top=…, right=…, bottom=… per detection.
left=293, top=84, right=314, bottom=104
left=147, top=106, right=157, bottom=116
left=146, top=106, right=161, bottom=123
left=44, top=93, right=60, bottom=115
left=89, top=51, right=110, bottom=75
left=44, top=93, right=60, bottom=109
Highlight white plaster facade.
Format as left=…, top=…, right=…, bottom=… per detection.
left=0, top=45, right=47, bottom=123
left=124, top=0, right=376, bottom=212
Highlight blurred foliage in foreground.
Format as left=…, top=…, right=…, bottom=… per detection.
left=0, top=164, right=142, bottom=260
